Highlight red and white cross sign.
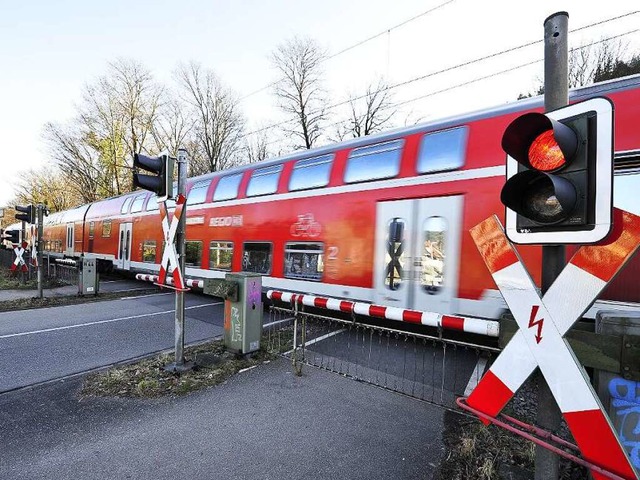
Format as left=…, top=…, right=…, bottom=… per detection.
left=466, top=209, right=640, bottom=480
left=11, top=242, right=28, bottom=273
left=158, top=194, right=187, bottom=290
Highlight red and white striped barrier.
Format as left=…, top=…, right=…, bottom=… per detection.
left=267, top=290, right=500, bottom=337
left=135, top=273, right=203, bottom=290
left=466, top=210, right=640, bottom=480
left=55, top=258, right=78, bottom=266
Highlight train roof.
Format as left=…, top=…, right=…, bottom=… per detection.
left=184, top=73, right=640, bottom=184
left=47, top=73, right=640, bottom=215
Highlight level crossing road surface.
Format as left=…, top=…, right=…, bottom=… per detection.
left=0, top=357, right=445, bottom=480
left=0, top=290, right=224, bottom=392
left=0, top=276, right=157, bottom=301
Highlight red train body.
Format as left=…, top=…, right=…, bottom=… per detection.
left=41, top=75, right=640, bottom=320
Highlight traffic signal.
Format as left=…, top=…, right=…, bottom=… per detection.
left=500, top=97, right=614, bottom=244
left=133, top=153, right=174, bottom=202
left=3, top=229, right=20, bottom=245
left=15, top=205, right=35, bottom=224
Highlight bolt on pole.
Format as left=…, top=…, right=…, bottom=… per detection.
left=536, top=11, right=569, bottom=480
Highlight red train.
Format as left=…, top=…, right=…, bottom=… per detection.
left=40, top=75, right=640, bottom=320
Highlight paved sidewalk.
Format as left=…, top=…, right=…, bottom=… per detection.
left=0, top=358, right=445, bottom=480
left=0, top=278, right=153, bottom=302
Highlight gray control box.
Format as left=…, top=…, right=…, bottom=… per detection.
left=223, top=272, right=262, bottom=354
left=78, top=257, right=99, bottom=296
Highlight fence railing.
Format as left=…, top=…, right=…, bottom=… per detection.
left=264, top=298, right=500, bottom=410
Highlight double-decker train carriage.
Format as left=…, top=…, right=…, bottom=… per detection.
left=40, top=75, right=640, bottom=321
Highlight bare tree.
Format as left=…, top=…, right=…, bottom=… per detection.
left=271, top=37, right=328, bottom=149
left=82, top=58, right=163, bottom=195
left=13, top=167, right=81, bottom=212
left=344, top=79, right=396, bottom=138
left=152, top=94, right=194, bottom=157
left=243, top=124, right=271, bottom=163
left=43, top=59, right=163, bottom=202
left=42, top=121, right=104, bottom=203
left=175, top=62, right=245, bottom=175
left=519, top=39, right=636, bottom=98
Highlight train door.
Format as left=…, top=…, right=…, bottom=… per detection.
left=374, top=196, right=463, bottom=314
left=65, top=223, right=75, bottom=256
left=117, top=223, right=133, bottom=270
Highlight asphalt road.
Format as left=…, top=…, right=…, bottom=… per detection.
left=0, top=289, right=224, bottom=392
left=0, top=357, right=445, bottom=480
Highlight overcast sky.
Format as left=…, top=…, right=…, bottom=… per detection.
left=1, top=0, right=638, bottom=207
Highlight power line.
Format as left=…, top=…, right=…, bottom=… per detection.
left=240, top=19, right=640, bottom=141
left=325, top=0, right=455, bottom=61
left=238, top=0, right=456, bottom=101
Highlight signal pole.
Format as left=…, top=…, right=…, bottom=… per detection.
left=536, top=11, right=568, bottom=480
left=37, top=204, right=44, bottom=299
left=172, top=147, right=190, bottom=371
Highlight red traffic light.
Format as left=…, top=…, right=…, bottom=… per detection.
left=500, top=97, right=614, bottom=244
left=528, top=130, right=567, bottom=171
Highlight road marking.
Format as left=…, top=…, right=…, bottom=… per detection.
left=464, top=356, right=488, bottom=398
left=263, top=317, right=295, bottom=328
left=0, top=302, right=222, bottom=339
left=120, top=292, right=173, bottom=300
left=284, top=328, right=346, bottom=355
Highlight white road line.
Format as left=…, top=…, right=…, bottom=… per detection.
left=0, top=302, right=222, bottom=340
left=120, top=292, right=173, bottom=300
left=464, top=356, right=488, bottom=397
left=284, top=329, right=346, bottom=355
left=263, top=317, right=295, bottom=328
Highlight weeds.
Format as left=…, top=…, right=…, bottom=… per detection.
left=81, top=340, right=277, bottom=398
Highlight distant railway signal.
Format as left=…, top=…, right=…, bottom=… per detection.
left=15, top=204, right=35, bottom=224
left=5, top=230, right=20, bottom=245
left=500, top=97, right=614, bottom=244
left=133, top=153, right=174, bottom=202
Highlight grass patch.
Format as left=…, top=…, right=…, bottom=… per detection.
left=437, top=411, right=536, bottom=480
left=436, top=379, right=588, bottom=480
left=0, top=267, right=65, bottom=290
left=81, top=340, right=278, bottom=398
left=0, top=288, right=159, bottom=313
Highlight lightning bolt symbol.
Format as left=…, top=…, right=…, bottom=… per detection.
left=528, top=305, right=544, bottom=344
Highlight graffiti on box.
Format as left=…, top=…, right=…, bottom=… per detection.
left=609, top=377, right=640, bottom=469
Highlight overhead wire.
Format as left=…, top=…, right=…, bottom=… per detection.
left=238, top=0, right=456, bottom=101
left=239, top=15, right=640, bottom=141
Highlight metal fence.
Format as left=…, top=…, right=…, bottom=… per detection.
left=45, top=257, right=78, bottom=285
left=264, top=303, right=500, bottom=410
left=0, top=251, right=79, bottom=286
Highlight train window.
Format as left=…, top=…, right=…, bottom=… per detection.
left=421, top=216, right=447, bottom=294
left=344, top=139, right=403, bottom=184
left=146, top=198, right=159, bottom=211
left=284, top=242, right=324, bottom=281
left=187, top=180, right=211, bottom=205
left=247, top=164, right=283, bottom=197
left=102, top=220, right=112, bottom=237
left=209, top=241, right=233, bottom=271
left=384, top=218, right=406, bottom=291
left=416, top=127, right=468, bottom=174
left=289, top=154, right=333, bottom=191
left=213, top=173, right=243, bottom=201
left=89, top=221, right=95, bottom=239
left=185, top=241, right=203, bottom=268
left=142, top=241, right=157, bottom=263
left=242, top=242, right=272, bottom=274
left=130, top=194, right=147, bottom=213
left=121, top=197, right=133, bottom=214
